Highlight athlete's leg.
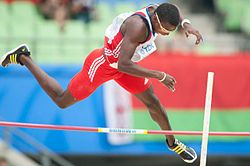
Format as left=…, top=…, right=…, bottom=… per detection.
left=0, top=44, right=76, bottom=108
left=137, top=87, right=197, bottom=163
left=134, top=86, right=175, bottom=146
left=1, top=44, right=118, bottom=109
left=115, top=73, right=197, bottom=163
left=19, top=47, right=113, bottom=108
left=20, top=55, right=77, bottom=108
left=115, top=73, right=174, bottom=145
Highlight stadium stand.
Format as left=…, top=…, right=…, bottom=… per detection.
left=0, top=0, right=249, bottom=63
left=241, top=6, right=250, bottom=36
left=214, top=0, right=250, bottom=33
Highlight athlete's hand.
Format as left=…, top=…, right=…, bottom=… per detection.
left=159, top=72, right=176, bottom=92
left=183, top=23, right=203, bottom=45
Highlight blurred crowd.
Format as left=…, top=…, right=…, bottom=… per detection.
left=3, top=0, right=96, bottom=32
left=37, top=0, right=96, bottom=31
left=1, top=0, right=248, bottom=54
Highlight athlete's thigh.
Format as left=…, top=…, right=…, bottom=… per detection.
left=114, top=73, right=151, bottom=94
left=68, top=48, right=114, bottom=101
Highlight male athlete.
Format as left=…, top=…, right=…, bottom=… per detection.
left=1, top=3, right=202, bottom=163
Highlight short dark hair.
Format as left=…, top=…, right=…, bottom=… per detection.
left=155, top=3, right=180, bottom=26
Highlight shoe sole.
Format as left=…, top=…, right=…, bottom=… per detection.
left=183, top=147, right=197, bottom=164
left=0, top=44, right=30, bottom=67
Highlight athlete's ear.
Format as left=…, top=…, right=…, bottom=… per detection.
left=152, top=13, right=157, bottom=22
left=152, top=13, right=158, bottom=26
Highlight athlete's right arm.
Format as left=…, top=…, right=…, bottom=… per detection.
left=117, top=16, right=176, bottom=92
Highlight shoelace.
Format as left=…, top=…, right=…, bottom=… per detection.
left=171, top=141, right=187, bottom=154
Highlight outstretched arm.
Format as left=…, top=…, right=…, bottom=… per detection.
left=176, top=5, right=203, bottom=45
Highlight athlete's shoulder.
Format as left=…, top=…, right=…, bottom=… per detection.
left=126, top=15, right=147, bottom=29
left=123, top=16, right=148, bottom=42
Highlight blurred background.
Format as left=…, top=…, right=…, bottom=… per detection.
left=0, top=0, right=250, bottom=166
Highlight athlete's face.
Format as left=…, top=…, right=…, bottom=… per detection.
left=154, top=13, right=177, bottom=36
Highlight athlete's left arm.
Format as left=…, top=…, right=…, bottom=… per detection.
left=175, top=5, right=203, bottom=45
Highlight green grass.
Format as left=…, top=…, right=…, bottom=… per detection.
left=133, top=109, right=250, bottom=142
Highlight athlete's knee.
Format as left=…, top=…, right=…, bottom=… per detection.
left=55, top=98, right=69, bottom=109
left=55, top=96, right=72, bottom=109
left=57, top=102, right=69, bottom=109
left=145, top=94, right=161, bottom=110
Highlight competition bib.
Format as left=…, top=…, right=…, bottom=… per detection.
left=136, top=42, right=157, bottom=60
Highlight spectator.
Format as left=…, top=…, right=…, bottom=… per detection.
left=37, top=0, right=70, bottom=31
left=71, top=0, right=96, bottom=24
left=0, top=157, right=8, bottom=166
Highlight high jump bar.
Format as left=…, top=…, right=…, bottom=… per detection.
left=0, top=121, right=250, bottom=137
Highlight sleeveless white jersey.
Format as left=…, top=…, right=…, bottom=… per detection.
left=104, top=5, right=158, bottom=64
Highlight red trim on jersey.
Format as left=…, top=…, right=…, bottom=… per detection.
left=134, top=11, right=146, bottom=17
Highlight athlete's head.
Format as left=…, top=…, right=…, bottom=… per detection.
left=153, top=3, right=180, bottom=35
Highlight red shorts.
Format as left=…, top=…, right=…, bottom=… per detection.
left=68, top=48, right=151, bottom=100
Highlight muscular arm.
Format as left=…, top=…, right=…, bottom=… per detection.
left=117, top=16, right=163, bottom=80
